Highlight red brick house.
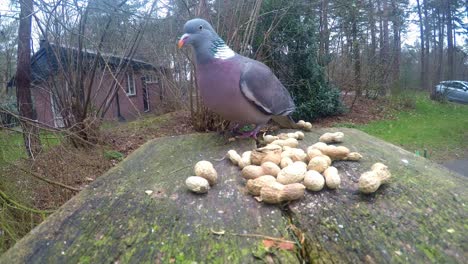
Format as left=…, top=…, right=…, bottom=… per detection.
left=13, top=41, right=171, bottom=128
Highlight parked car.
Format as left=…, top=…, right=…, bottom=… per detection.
left=435, top=80, right=468, bottom=104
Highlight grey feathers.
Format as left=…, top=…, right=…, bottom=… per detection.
left=240, top=58, right=295, bottom=116
left=180, top=18, right=297, bottom=133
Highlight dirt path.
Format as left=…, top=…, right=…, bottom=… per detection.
left=442, top=159, right=468, bottom=177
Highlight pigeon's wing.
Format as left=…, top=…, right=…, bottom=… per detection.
left=239, top=58, right=295, bottom=116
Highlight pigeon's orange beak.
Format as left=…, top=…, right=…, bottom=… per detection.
left=178, top=34, right=190, bottom=48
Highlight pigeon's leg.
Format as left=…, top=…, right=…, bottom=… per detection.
left=231, top=123, right=255, bottom=135
left=230, top=123, right=241, bottom=134
left=238, top=124, right=264, bottom=139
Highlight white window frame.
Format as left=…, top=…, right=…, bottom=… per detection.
left=126, top=71, right=136, bottom=96
left=50, top=92, right=65, bottom=128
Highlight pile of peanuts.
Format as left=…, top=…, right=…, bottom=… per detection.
left=185, top=127, right=391, bottom=203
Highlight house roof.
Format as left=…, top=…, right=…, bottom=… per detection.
left=8, top=41, right=162, bottom=87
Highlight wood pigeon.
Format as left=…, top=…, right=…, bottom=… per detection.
left=178, top=18, right=296, bottom=138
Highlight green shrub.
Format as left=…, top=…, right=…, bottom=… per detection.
left=429, top=90, right=449, bottom=104
left=104, top=150, right=124, bottom=161
left=256, top=0, right=345, bottom=121
left=292, top=82, right=345, bottom=121
left=388, top=89, right=417, bottom=110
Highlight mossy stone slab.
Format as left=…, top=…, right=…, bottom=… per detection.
left=287, top=127, right=466, bottom=264
left=2, top=129, right=466, bottom=263
left=1, top=133, right=296, bottom=263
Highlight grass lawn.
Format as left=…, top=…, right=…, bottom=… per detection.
left=0, top=129, right=63, bottom=251
left=0, top=129, right=62, bottom=166
left=346, top=95, right=468, bottom=161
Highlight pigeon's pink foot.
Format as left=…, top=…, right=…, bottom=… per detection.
left=238, top=130, right=258, bottom=139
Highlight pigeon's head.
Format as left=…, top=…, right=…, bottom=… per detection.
left=178, top=18, right=218, bottom=49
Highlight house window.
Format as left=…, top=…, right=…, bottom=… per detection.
left=126, top=72, right=136, bottom=96
left=145, top=73, right=158, bottom=83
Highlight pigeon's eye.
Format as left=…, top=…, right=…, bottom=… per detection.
left=198, top=25, right=203, bottom=30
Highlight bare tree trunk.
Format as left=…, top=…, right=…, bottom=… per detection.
left=16, top=0, right=42, bottom=158
left=435, top=9, right=445, bottom=86
left=366, top=0, right=377, bottom=95
left=446, top=1, right=454, bottom=80
left=378, top=0, right=390, bottom=95
left=351, top=4, right=361, bottom=98
left=391, top=0, right=400, bottom=87
left=368, top=0, right=377, bottom=61
left=319, top=0, right=329, bottom=66
left=381, top=0, right=389, bottom=60
left=416, top=0, right=426, bottom=90
left=69, top=4, right=91, bottom=147
left=423, top=0, right=430, bottom=87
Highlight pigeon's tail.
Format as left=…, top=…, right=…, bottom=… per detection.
left=271, top=115, right=298, bottom=129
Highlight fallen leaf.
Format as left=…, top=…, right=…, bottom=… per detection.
left=262, top=239, right=275, bottom=249
left=262, top=240, right=295, bottom=251
left=277, top=241, right=295, bottom=251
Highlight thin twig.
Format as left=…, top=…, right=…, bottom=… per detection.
left=232, top=233, right=296, bottom=244
left=0, top=190, right=55, bottom=215
left=167, top=165, right=191, bottom=175
left=13, top=164, right=81, bottom=192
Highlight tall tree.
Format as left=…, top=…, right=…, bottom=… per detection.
left=435, top=5, right=445, bottom=85
left=319, top=0, right=330, bottom=66
left=422, top=0, right=430, bottom=86
left=365, top=0, right=378, bottom=92
left=378, top=0, right=391, bottom=95
left=367, top=0, right=377, bottom=64
left=416, top=0, right=427, bottom=89
left=390, top=0, right=402, bottom=86
left=15, top=0, right=41, bottom=157
left=351, top=0, right=361, bottom=98
left=446, top=0, right=454, bottom=79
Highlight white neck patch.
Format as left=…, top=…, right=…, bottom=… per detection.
left=214, top=44, right=235, bottom=60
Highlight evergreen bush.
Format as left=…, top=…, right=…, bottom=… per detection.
left=256, top=0, right=345, bottom=121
